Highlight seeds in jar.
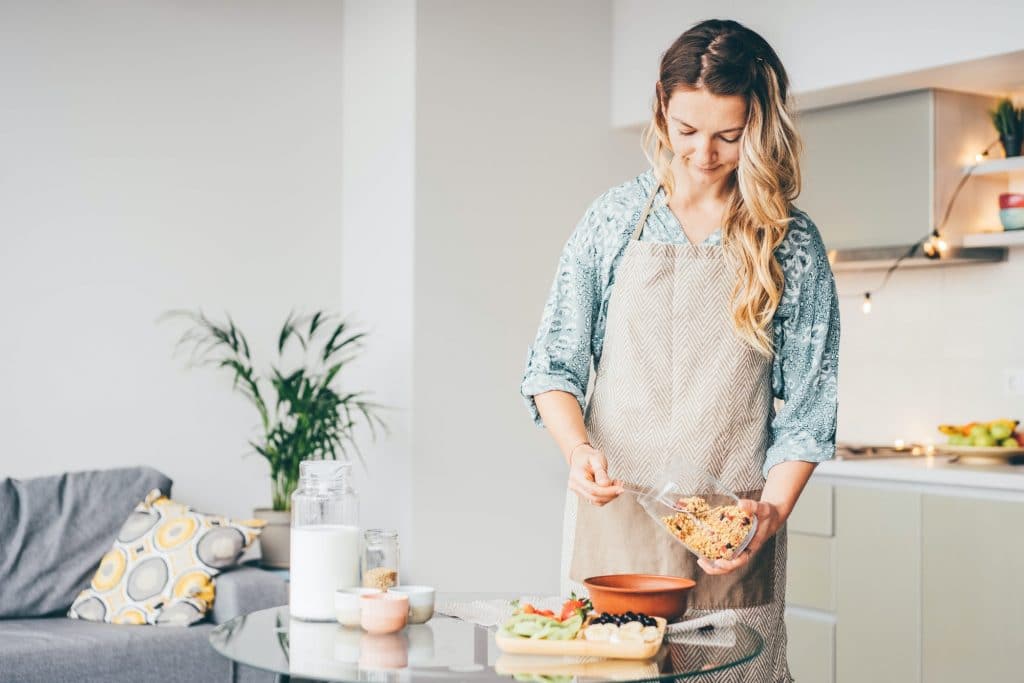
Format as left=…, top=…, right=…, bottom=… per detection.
left=661, top=496, right=753, bottom=560
left=362, top=566, right=398, bottom=590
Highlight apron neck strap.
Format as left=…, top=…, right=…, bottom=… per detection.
left=630, top=181, right=661, bottom=241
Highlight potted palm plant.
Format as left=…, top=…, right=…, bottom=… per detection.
left=163, top=310, right=386, bottom=567
left=990, top=98, right=1024, bottom=158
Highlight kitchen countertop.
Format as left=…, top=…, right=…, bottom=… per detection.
left=812, top=455, right=1024, bottom=499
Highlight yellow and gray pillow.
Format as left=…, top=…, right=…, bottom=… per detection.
left=68, top=489, right=264, bottom=626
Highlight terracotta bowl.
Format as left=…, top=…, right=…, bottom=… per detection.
left=583, top=574, right=697, bottom=622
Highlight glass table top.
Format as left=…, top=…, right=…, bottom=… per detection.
left=209, top=600, right=763, bottom=682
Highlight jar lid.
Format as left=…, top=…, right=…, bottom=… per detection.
left=299, top=460, right=351, bottom=481
left=364, top=528, right=398, bottom=540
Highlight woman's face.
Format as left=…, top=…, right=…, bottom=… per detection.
left=662, top=87, right=748, bottom=188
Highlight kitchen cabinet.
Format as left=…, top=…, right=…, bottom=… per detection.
left=834, top=487, right=921, bottom=683
left=785, top=482, right=836, bottom=682
left=799, top=89, right=1004, bottom=252
left=785, top=611, right=835, bottom=683
left=921, top=495, right=1024, bottom=682
left=787, top=465, right=1024, bottom=683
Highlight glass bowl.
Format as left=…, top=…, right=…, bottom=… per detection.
left=634, top=462, right=758, bottom=564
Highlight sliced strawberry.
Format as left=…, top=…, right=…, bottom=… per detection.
left=559, top=600, right=583, bottom=622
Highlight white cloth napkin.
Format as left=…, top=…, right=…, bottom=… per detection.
left=436, top=595, right=737, bottom=643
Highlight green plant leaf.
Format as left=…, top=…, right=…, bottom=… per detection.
left=164, top=308, right=389, bottom=508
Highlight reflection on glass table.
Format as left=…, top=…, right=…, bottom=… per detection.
left=209, top=601, right=763, bottom=682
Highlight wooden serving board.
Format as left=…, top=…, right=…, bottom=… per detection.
left=494, top=617, right=666, bottom=660
left=494, top=654, right=661, bottom=680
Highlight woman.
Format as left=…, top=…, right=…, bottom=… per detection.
left=520, top=19, right=839, bottom=682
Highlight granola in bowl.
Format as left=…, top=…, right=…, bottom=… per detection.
left=661, top=496, right=755, bottom=561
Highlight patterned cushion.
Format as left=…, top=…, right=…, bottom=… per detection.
left=68, top=490, right=264, bottom=626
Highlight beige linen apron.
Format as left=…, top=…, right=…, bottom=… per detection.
left=560, top=184, right=792, bottom=682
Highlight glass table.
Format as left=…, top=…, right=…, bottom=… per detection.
left=209, top=599, right=763, bottom=682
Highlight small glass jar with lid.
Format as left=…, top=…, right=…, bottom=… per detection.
left=361, top=528, right=400, bottom=590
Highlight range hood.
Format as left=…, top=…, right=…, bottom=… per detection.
left=798, top=88, right=1011, bottom=271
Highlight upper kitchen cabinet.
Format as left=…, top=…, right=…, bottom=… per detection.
left=797, top=89, right=1006, bottom=261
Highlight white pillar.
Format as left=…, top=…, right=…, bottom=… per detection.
left=340, top=0, right=416, bottom=580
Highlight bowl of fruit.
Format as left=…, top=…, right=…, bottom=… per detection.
left=936, top=419, right=1024, bottom=463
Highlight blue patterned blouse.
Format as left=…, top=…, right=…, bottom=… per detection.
left=520, top=169, right=840, bottom=478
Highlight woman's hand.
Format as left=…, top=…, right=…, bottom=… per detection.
left=697, top=499, right=785, bottom=575
left=568, top=444, right=624, bottom=506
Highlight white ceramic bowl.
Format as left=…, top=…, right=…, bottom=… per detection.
left=334, top=587, right=382, bottom=627
left=388, top=585, right=435, bottom=624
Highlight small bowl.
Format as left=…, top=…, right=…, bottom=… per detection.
left=360, top=592, right=409, bottom=635
left=335, top=587, right=383, bottom=627
left=583, top=574, right=696, bottom=622
left=998, top=193, right=1024, bottom=210
left=999, top=207, right=1024, bottom=231
left=387, top=585, right=435, bottom=624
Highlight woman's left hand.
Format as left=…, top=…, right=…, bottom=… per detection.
left=696, top=499, right=786, bottom=575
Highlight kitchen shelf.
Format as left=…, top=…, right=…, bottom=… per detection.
left=962, top=230, right=1024, bottom=247
left=829, top=244, right=1007, bottom=272
left=961, top=156, right=1024, bottom=177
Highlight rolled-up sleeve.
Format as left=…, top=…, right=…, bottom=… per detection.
left=520, top=201, right=603, bottom=427
left=764, top=218, right=840, bottom=478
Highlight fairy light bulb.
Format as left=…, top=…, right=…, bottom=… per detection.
left=862, top=292, right=872, bottom=314
left=922, top=229, right=948, bottom=259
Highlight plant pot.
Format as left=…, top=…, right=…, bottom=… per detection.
left=254, top=508, right=291, bottom=568
left=1000, top=134, right=1022, bottom=158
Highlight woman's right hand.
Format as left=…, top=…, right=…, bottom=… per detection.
left=568, top=443, right=624, bottom=506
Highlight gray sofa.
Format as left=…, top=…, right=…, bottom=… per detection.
left=0, top=467, right=288, bottom=683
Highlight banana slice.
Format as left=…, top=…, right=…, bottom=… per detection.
left=617, top=629, right=643, bottom=641
left=619, top=621, right=643, bottom=634
left=584, top=624, right=611, bottom=641
left=641, top=626, right=660, bottom=642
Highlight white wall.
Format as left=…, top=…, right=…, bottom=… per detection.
left=611, top=0, right=1024, bottom=126
left=834, top=258, right=1024, bottom=447
left=339, top=0, right=416, bottom=578
left=412, top=0, right=644, bottom=593
left=0, top=0, right=345, bottom=519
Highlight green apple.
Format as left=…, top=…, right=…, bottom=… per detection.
left=991, top=423, right=1013, bottom=440
left=968, top=425, right=991, bottom=440
left=1001, top=438, right=1019, bottom=448
left=972, top=433, right=997, bottom=447
left=948, top=434, right=969, bottom=446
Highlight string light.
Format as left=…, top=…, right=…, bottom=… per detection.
left=854, top=138, right=1000, bottom=314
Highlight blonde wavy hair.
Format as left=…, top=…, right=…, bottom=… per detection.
left=641, top=19, right=802, bottom=356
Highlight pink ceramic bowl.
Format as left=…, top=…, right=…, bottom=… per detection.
left=360, top=592, right=409, bottom=635
left=999, top=193, right=1024, bottom=209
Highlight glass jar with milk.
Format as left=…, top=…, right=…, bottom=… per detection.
left=289, top=461, right=360, bottom=621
